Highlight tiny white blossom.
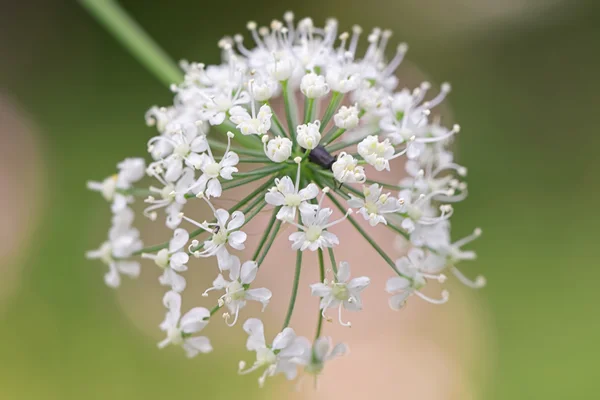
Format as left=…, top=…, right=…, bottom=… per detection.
left=357, top=135, right=396, bottom=171
left=295, top=337, right=347, bottom=377
left=189, top=133, right=239, bottom=198
left=158, top=291, right=212, bottom=357
left=347, top=183, right=402, bottom=226
left=296, top=120, right=322, bottom=150
left=239, top=318, right=306, bottom=387
left=229, top=104, right=272, bottom=136
left=286, top=196, right=351, bottom=251
left=300, top=72, right=330, bottom=98
left=86, top=208, right=142, bottom=288
left=386, top=248, right=448, bottom=310
left=334, top=105, right=359, bottom=130
left=266, top=52, right=296, bottom=81
left=203, top=257, right=272, bottom=326
left=331, top=152, right=366, bottom=184
left=142, top=228, right=190, bottom=292
left=262, top=136, right=292, bottom=163
left=265, top=158, right=319, bottom=220
left=326, top=66, right=360, bottom=93
left=87, top=157, right=146, bottom=213
left=183, top=196, right=247, bottom=270
left=310, top=261, right=370, bottom=326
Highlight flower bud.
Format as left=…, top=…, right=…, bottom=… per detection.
left=300, top=73, right=330, bottom=98
left=265, top=137, right=293, bottom=163
left=334, top=105, right=359, bottom=130
left=332, top=152, right=365, bottom=183
left=296, top=120, right=321, bottom=150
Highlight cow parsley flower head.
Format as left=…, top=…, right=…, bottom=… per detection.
left=86, top=11, right=485, bottom=388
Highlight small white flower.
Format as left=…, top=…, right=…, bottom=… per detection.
left=331, top=152, right=366, bottom=184
left=144, top=167, right=195, bottom=225
left=326, top=66, right=360, bottom=93
left=87, top=158, right=146, bottom=213
left=203, top=257, right=272, bottom=326
left=347, top=183, right=402, bottom=226
left=250, top=76, right=279, bottom=101
left=386, top=248, right=448, bottom=310
left=142, top=228, right=190, bottom=292
left=334, top=105, right=359, bottom=130
left=263, top=136, right=292, bottom=163
left=267, top=52, right=296, bottom=81
left=296, top=120, right=322, bottom=150
left=287, top=200, right=351, bottom=251
left=183, top=198, right=247, bottom=270
left=357, top=135, right=396, bottom=171
left=229, top=104, right=272, bottom=136
left=158, top=291, right=212, bottom=357
left=300, top=72, right=330, bottom=98
left=239, top=318, right=306, bottom=387
left=189, top=133, right=239, bottom=198
left=295, top=337, right=347, bottom=376
left=310, top=261, right=370, bottom=326
left=86, top=208, right=142, bottom=288
left=265, top=158, right=319, bottom=220
left=147, top=127, right=208, bottom=182
left=398, top=189, right=454, bottom=237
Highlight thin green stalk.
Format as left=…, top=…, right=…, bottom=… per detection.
left=324, top=187, right=409, bottom=279
left=256, top=219, right=282, bottom=267
left=304, top=97, right=316, bottom=124
left=207, top=139, right=265, bottom=157
left=233, top=164, right=287, bottom=178
left=203, top=304, right=223, bottom=321
left=241, top=196, right=268, bottom=227
left=221, top=173, right=271, bottom=191
left=212, top=122, right=263, bottom=151
left=282, top=249, right=303, bottom=329
left=326, top=132, right=378, bottom=152
left=327, top=247, right=339, bottom=276
left=80, top=0, right=182, bottom=87
left=282, top=80, right=298, bottom=140
left=320, top=92, right=343, bottom=130
left=322, top=127, right=346, bottom=146
left=314, top=248, right=325, bottom=339
left=251, top=208, right=279, bottom=260
left=236, top=158, right=272, bottom=164
left=267, top=102, right=289, bottom=138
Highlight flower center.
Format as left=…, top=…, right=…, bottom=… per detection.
left=161, top=184, right=175, bottom=200
left=99, top=242, right=113, bottom=264
left=174, top=142, right=190, bottom=158
left=364, top=201, right=379, bottom=215
left=305, top=226, right=323, bottom=242
left=407, top=205, right=422, bottom=220
left=226, top=280, right=245, bottom=302
left=332, top=283, right=350, bottom=301
left=167, top=326, right=183, bottom=345
left=154, top=249, right=170, bottom=269
left=256, top=347, right=277, bottom=366
left=204, top=162, right=222, bottom=178
left=284, top=193, right=302, bottom=207
left=101, top=175, right=118, bottom=201
left=212, top=230, right=228, bottom=245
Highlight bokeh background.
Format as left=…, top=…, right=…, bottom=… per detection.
left=1, top=0, right=599, bottom=399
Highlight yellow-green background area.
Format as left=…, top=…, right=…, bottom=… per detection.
left=1, top=0, right=598, bottom=399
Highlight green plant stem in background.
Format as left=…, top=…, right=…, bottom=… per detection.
left=320, top=91, right=343, bottom=129
left=80, top=0, right=183, bottom=87
left=282, top=249, right=303, bottom=330
left=256, top=219, right=282, bottom=267
left=314, top=248, right=325, bottom=339
left=282, top=80, right=298, bottom=141
left=252, top=208, right=279, bottom=260
left=327, top=247, right=338, bottom=276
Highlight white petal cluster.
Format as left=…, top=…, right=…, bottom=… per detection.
left=86, top=11, right=484, bottom=388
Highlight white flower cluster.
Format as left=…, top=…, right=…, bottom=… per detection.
left=86, top=12, right=484, bottom=388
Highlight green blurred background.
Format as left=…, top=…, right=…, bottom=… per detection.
left=1, top=0, right=598, bottom=399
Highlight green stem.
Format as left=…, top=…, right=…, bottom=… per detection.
left=315, top=248, right=325, bottom=339
left=320, top=92, right=343, bottom=130
left=282, top=249, right=303, bottom=329
left=207, top=139, right=264, bottom=157
left=304, top=97, right=316, bottom=124
left=80, top=0, right=183, bottom=87
left=282, top=80, right=298, bottom=141
left=256, top=220, right=282, bottom=267
left=236, top=158, right=272, bottom=164
left=267, top=102, right=289, bottom=138
left=221, top=173, right=272, bottom=191
left=327, top=247, right=339, bottom=276
left=323, top=186, right=409, bottom=279
left=251, top=208, right=279, bottom=260
left=233, top=164, right=287, bottom=178
left=212, top=123, right=263, bottom=151
left=322, top=127, right=346, bottom=146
